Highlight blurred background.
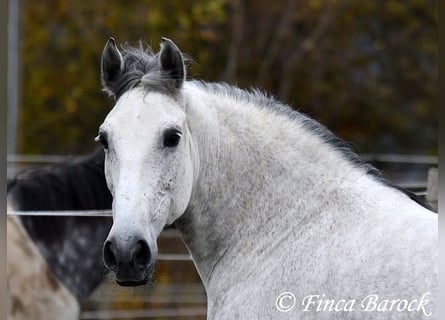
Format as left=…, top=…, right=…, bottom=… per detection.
left=6, top=0, right=437, bottom=319
left=9, top=0, right=437, bottom=156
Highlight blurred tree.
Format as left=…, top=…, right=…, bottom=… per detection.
left=18, top=0, right=436, bottom=155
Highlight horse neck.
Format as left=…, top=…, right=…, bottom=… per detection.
left=177, top=83, right=398, bottom=289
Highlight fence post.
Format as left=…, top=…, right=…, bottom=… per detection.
left=426, top=167, right=438, bottom=212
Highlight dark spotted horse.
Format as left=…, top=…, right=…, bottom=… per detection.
left=7, top=148, right=112, bottom=320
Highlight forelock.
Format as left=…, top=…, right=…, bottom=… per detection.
left=105, top=43, right=188, bottom=100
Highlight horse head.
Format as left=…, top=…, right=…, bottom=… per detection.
left=99, top=38, right=195, bottom=286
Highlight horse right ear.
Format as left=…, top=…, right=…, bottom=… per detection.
left=159, top=37, right=186, bottom=89
left=101, top=37, right=123, bottom=97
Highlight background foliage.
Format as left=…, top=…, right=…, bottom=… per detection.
left=18, top=0, right=436, bottom=155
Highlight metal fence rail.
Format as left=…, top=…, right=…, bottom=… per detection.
left=360, top=153, right=438, bottom=164
left=7, top=154, right=74, bottom=164
left=80, top=307, right=207, bottom=320
left=7, top=209, right=113, bottom=217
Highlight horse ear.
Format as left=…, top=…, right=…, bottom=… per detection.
left=101, top=37, right=123, bottom=94
left=159, top=37, right=186, bottom=88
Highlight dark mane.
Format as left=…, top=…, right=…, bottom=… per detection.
left=8, top=148, right=112, bottom=213
left=8, top=148, right=113, bottom=302
left=191, top=81, right=430, bottom=210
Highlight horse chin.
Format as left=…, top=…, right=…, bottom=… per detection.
left=114, top=264, right=154, bottom=287
left=116, top=277, right=149, bottom=287
left=115, top=269, right=152, bottom=287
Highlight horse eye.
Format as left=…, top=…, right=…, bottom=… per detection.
left=95, top=133, right=108, bottom=150
left=163, top=129, right=182, bottom=148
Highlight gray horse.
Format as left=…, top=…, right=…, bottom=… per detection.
left=98, top=37, right=437, bottom=319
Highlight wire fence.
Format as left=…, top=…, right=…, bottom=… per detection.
left=8, top=209, right=113, bottom=217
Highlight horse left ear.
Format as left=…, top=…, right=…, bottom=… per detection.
left=159, top=37, right=186, bottom=89
left=101, top=37, right=124, bottom=97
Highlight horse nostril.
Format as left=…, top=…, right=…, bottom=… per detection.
left=133, top=239, right=151, bottom=268
left=103, top=240, right=117, bottom=271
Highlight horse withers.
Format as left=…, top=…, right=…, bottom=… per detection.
left=98, top=37, right=437, bottom=319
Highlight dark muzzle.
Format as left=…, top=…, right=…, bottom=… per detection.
left=103, top=233, right=153, bottom=286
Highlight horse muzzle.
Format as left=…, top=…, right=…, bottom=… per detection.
left=103, top=232, right=155, bottom=286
